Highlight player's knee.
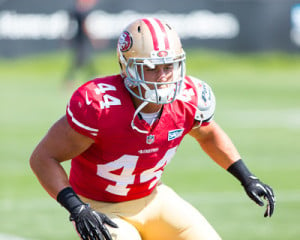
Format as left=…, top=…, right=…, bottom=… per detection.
left=108, top=218, right=141, bottom=240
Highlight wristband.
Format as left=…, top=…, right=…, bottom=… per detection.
left=227, top=159, right=255, bottom=186
left=57, top=187, right=84, bottom=213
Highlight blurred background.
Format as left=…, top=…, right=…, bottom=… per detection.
left=0, top=0, right=299, bottom=239
left=1, top=0, right=300, bottom=56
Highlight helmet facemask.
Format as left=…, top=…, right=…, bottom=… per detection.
left=123, top=52, right=186, bottom=104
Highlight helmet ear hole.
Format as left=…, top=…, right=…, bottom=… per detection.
left=137, top=26, right=141, bottom=33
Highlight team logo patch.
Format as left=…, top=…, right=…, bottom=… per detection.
left=168, top=129, right=184, bottom=141
left=118, top=31, right=132, bottom=52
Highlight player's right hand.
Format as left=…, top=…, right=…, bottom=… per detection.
left=70, top=204, right=118, bottom=240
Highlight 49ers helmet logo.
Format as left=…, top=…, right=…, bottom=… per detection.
left=118, top=31, right=132, bottom=52
left=157, top=50, right=168, bottom=57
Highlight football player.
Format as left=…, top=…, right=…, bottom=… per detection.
left=30, top=18, right=275, bottom=240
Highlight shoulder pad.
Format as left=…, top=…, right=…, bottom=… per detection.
left=188, top=76, right=216, bottom=122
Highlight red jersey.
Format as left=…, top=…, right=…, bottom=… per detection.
left=66, top=74, right=215, bottom=202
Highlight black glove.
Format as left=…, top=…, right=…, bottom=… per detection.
left=227, top=159, right=276, bottom=217
left=57, top=187, right=118, bottom=240
left=243, top=176, right=275, bottom=217
left=70, top=203, right=118, bottom=240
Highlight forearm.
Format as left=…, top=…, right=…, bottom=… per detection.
left=30, top=154, right=70, bottom=199
left=190, top=121, right=275, bottom=217
left=194, top=123, right=254, bottom=182
left=30, top=116, right=94, bottom=199
left=192, top=121, right=241, bottom=169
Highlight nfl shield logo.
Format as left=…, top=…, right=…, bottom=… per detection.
left=146, top=135, right=155, bottom=144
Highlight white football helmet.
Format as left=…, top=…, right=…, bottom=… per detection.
left=117, top=18, right=186, bottom=104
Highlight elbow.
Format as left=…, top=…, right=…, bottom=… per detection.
left=29, top=150, right=38, bottom=174
left=29, top=147, right=44, bottom=174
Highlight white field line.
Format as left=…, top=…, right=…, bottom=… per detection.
left=181, top=190, right=300, bottom=203
left=219, top=108, right=300, bottom=129
left=0, top=233, right=31, bottom=240
left=1, top=190, right=299, bottom=211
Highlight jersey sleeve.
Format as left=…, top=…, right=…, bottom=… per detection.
left=66, top=84, right=100, bottom=140
left=189, top=76, right=216, bottom=126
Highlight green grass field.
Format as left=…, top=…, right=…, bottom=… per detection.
left=0, top=49, right=299, bottom=240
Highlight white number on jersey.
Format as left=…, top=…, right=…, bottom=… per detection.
left=97, top=155, right=138, bottom=196
left=94, top=83, right=121, bottom=109
left=100, top=95, right=121, bottom=109
left=96, top=147, right=177, bottom=196
left=140, top=147, right=176, bottom=189
left=95, top=83, right=117, bottom=94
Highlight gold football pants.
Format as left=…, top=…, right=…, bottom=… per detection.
left=79, top=184, right=221, bottom=240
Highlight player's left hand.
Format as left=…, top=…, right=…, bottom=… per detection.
left=243, top=177, right=276, bottom=217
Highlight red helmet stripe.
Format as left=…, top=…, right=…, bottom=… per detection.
left=142, top=18, right=170, bottom=51
left=142, top=18, right=159, bottom=50
left=154, top=18, right=170, bottom=50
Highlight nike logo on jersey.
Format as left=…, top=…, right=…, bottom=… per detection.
left=85, top=91, right=92, bottom=105
left=168, top=129, right=184, bottom=141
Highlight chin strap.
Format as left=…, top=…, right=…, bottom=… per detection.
left=131, top=101, right=149, bottom=134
